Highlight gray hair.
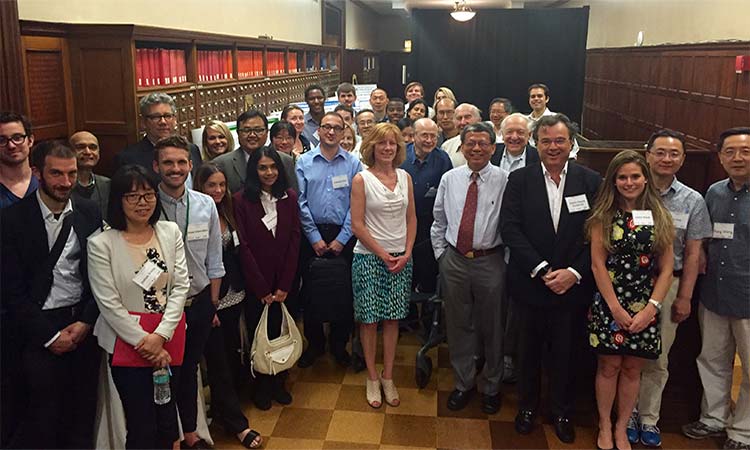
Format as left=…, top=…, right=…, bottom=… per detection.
left=139, top=92, right=176, bottom=116
left=460, top=121, right=495, bottom=144
left=456, top=103, right=482, bottom=121
left=500, top=113, right=532, bottom=133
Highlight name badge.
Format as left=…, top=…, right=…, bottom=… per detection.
left=232, top=230, right=240, bottom=247
left=262, top=211, right=278, bottom=231
left=712, top=222, right=734, bottom=239
left=671, top=211, right=689, bottom=230
left=425, top=186, right=438, bottom=198
left=632, top=210, right=654, bottom=226
left=565, top=194, right=590, bottom=213
left=186, top=222, right=209, bottom=241
left=332, top=174, right=349, bottom=189
left=133, top=260, right=163, bottom=290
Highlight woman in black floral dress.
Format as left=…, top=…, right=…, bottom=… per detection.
left=586, top=150, right=675, bottom=450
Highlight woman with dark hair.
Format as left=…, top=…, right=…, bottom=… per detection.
left=193, top=163, right=262, bottom=449
left=586, top=150, right=674, bottom=450
left=88, top=164, right=189, bottom=449
left=406, top=98, right=428, bottom=121
left=281, top=104, right=310, bottom=156
left=270, top=121, right=299, bottom=161
left=396, top=117, right=415, bottom=145
left=233, top=147, right=301, bottom=410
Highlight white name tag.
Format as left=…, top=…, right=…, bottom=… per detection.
left=132, top=260, right=163, bottom=290
left=712, top=222, right=735, bottom=239
left=262, top=211, right=278, bottom=231
left=232, top=230, right=240, bottom=247
left=186, top=222, right=209, bottom=241
left=425, top=186, right=438, bottom=198
left=632, top=210, right=654, bottom=226
left=565, top=194, right=590, bottom=213
left=332, top=174, right=349, bottom=189
left=671, top=211, right=689, bottom=230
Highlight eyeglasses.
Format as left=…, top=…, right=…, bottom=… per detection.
left=123, top=192, right=157, bottom=205
left=720, top=148, right=750, bottom=158
left=144, top=113, right=176, bottom=122
left=320, top=124, right=344, bottom=133
left=649, top=150, right=683, bottom=160
left=464, top=141, right=492, bottom=150
left=238, top=127, right=266, bottom=135
left=0, top=134, right=27, bottom=147
left=538, top=138, right=570, bottom=147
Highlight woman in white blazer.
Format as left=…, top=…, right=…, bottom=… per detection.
left=88, top=164, right=189, bottom=450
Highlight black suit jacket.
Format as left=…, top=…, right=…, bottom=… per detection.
left=500, top=161, right=602, bottom=308
left=1, top=195, right=102, bottom=347
left=490, top=143, right=540, bottom=168
left=114, top=136, right=202, bottom=177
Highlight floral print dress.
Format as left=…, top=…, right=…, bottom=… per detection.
left=588, top=210, right=661, bottom=360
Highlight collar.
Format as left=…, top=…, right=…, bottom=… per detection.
left=725, top=178, right=750, bottom=193
left=462, top=162, right=493, bottom=181
left=304, top=112, right=320, bottom=126
left=408, top=143, right=434, bottom=165
left=541, top=160, right=569, bottom=178
left=659, top=176, right=680, bottom=196
left=311, top=145, right=346, bottom=162
left=36, top=189, right=73, bottom=221
left=77, top=173, right=96, bottom=188
left=502, top=148, right=526, bottom=162
left=158, top=184, right=188, bottom=205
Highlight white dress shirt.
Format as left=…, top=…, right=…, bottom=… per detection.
left=430, top=162, right=508, bottom=259
left=260, top=190, right=279, bottom=237
left=442, top=135, right=466, bottom=167
left=499, top=150, right=526, bottom=174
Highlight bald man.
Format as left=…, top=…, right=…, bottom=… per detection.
left=442, top=104, right=482, bottom=167
left=70, top=131, right=110, bottom=217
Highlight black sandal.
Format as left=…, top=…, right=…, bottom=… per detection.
left=240, top=429, right=263, bottom=449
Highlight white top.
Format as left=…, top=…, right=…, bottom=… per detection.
left=260, top=191, right=279, bottom=237
left=543, top=161, right=568, bottom=233
left=430, top=162, right=508, bottom=259
left=353, top=168, right=410, bottom=254
left=443, top=135, right=465, bottom=167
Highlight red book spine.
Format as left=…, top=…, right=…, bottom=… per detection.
left=160, top=49, right=170, bottom=85
left=200, top=51, right=206, bottom=82
left=145, top=49, right=153, bottom=86
left=152, top=49, right=160, bottom=86
left=170, top=50, right=177, bottom=84
left=136, top=49, right=143, bottom=87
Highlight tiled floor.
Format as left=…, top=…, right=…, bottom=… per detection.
left=209, top=331, right=738, bottom=450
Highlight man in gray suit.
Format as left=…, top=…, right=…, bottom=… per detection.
left=214, top=110, right=297, bottom=195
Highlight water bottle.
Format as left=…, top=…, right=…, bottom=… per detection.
left=153, top=367, right=171, bottom=405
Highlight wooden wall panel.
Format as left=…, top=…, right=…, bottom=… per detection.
left=0, top=0, right=26, bottom=113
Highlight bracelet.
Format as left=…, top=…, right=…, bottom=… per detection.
left=648, top=298, right=662, bottom=311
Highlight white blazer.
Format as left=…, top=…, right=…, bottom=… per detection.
left=87, top=221, right=189, bottom=354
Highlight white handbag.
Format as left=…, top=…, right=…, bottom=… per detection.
left=250, top=303, right=302, bottom=376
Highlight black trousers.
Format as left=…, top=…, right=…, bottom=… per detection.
left=300, top=224, right=354, bottom=354
left=245, top=294, right=288, bottom=395
left=1, top=312, right=22, bottom=448
left=10, top=306, right=100, bottom=450
left=176, top=287, right=215, bottom=434
left=411, top=220, right=438, bottom=294
left=204, top=302, right=249, bottom=434
left=111, top=364, right=182, bottom=449
left=516, top=301, right=585, bottom=418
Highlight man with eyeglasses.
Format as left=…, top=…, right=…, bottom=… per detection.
left=2, top=141, right=102, bottom=449
left=442, top=103, right=482, bottom=168
left=682, top=127, right=750, bottom=450
left=0, top=112, right=38, bottom=210
left=114, top=93, right=202, bottom=183
left=351, top=109, right=376, bottom=156
left=302, top=85, right=326, bottom=147
left=500, top=114, right=601, bottom=444
left=153, top=135, right=224, bottom=450
left=431, top=122, right=509, bottom=415
left=296, top=112, right=363, bottom=368
left=70, top=131, right=111, bottom=217
left=620, top=130, right=712, bottom=448
left=214, top=109, right=297, bottom=195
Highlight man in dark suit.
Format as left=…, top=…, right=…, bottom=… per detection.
left=490, top=113, right=540, bottom=170
left=114, top=92, right=202, bottom=182
left=214, top=109, right=297, bottom=195
left=70, top=130, right=111, bottom=217
left=1, top=141, right=102, bottom=449
left=500, top=114, right=601, bottom=444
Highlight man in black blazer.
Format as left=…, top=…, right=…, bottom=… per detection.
left=114, top=92, right=202, bottom=181
left=490, top=113, right=540, bottom=170
left=500, top=114, right=601, bottom=444
left=1, top=141, right=102, bottom=449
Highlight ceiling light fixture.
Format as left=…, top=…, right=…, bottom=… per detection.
left=451, top=0, right=476, bottom=22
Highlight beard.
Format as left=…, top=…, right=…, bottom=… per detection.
left=41, top=180, right=72, bottom=204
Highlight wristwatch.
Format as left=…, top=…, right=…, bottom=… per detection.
left=648, top=298, right=662, bottom=311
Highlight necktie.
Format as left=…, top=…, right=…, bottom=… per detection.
left=456, top=172, right=479, bottom=255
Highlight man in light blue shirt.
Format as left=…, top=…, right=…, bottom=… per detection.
left=296, top=112, right=362, bottom=368
left=154, top=135, right=224, bottom=449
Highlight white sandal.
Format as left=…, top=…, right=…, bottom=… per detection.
left=380, top=376, right=400, bottom=407
left=366, top=378, right=382, bottom=408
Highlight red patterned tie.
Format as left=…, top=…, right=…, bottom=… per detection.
left=456, top=172, right=479, bottom=255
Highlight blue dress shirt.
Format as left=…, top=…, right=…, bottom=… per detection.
left=302, top=112, right=320, bottom=147
left=400, top=143, right=453, bottom=219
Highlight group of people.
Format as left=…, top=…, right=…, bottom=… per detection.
left=0, top=76, right=748, bottom=450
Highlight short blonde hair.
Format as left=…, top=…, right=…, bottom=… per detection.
left=201, top=120, right=235, bottom=160
left=360, top=123, right=406, bottom=168
left=341, top=122, right=356, bottom=151
left=433, top=87, right=457, bottom=109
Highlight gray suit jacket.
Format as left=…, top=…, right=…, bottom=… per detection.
left=214, top=147, right=298, bottom=196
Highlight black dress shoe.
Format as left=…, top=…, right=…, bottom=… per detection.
left=253, top=387, right=272, bottom=411
left=514, top=410, right=535, bottom=435
left=272, top=376, right=293, bottom=405
left=332, top=349, right=352, bottom=367
left=481, top=393, right=501, bottom=414
left=447, top=389, right=472, bottom=411
left=553, top=416, right=576, bottom=443
left=298, top=348, right=323, bottom=368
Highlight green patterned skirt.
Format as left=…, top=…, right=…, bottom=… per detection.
left=352, top=252, right=413, bottom=324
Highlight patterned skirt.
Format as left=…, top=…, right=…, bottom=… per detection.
left=352, top=253, right=413, bottom=324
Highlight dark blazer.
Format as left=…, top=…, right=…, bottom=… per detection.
left=72, top=173, right=111, bottom=218
left=490, top=143, right=540, bottom=168
left=214, top=146, right=298, bottom=196
left=233, top=189, right=301, bottom=300
left=1, top=195, right=102, bottom=347
left=500, top=161, right=602, bottom=308
left=114, top=136, right=202, bottom=176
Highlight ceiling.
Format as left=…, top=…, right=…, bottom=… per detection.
left=357, top=0, right=574, bottom=16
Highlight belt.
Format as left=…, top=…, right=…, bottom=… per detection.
left=41, top=302, right=83, bottom=318
left=184, top=286, right=210, bottom=308
left=673, top=270, right=683, bottom=278
left=451, top=245, right=502, bottom=259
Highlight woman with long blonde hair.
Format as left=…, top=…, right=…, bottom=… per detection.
left=585, top=150, right=674, bottom=450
